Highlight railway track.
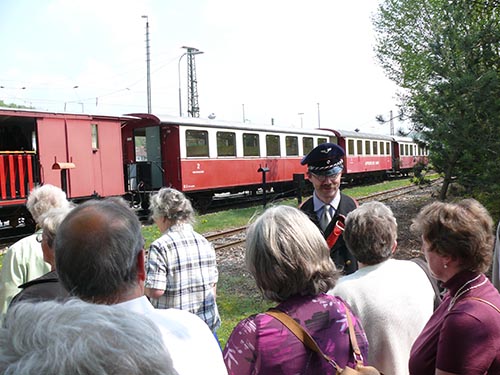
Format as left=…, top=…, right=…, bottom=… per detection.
left=0, top=180, right=441, bottom=255
left=206, top=179, right=442, bottom=251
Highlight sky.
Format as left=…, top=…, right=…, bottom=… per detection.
left=0, top=0, right=407, bottom=134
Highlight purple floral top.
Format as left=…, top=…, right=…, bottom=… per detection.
left=223, top=293, right=369, bottom=375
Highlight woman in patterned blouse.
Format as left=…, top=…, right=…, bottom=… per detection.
left=223, top=205, right=368, bottom=374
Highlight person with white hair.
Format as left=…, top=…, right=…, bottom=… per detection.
left=8, top=206, right=72, bottom=309
left=0, top=299, right=177, bottom=375
left=0, top=184, right=70, bottom=323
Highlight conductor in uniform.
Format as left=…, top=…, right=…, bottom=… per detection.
left=300, top=143, right=358, bottom=275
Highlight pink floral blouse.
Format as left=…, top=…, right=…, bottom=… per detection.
left=223, top=293, right=369, bottom=375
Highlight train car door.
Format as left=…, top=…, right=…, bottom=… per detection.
left=37, top=116, right=124, bottom=199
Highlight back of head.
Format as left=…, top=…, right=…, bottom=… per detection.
left=245, top=205, right=338, bottom=302
left=0, top=299, right=174, bottom=375
left=411, top=198, right=494, bottom=273
left=26, top=184, right=69, bottom=223
left=38, top=206, right=74, bottom=249
left=55, top=198, right=143, bottom=303
left=149, top=187, right=194, bottom=225
left=343, top=201, right=398, bottom=265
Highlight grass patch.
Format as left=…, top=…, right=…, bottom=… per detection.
left=216, top=274, right=273, bottom=348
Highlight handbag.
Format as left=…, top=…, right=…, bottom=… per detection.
left=266, top=307, right=383, bottom=375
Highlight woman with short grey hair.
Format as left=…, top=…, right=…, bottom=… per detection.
left=342, top=201, right=397, bottom=265
left=331, top=201, right=435, bottom=375
left=145, top=187, right=221, bottom=335
left=149, top=187, right=195, bottom=225
left=223, top=205, right=368, bottom=374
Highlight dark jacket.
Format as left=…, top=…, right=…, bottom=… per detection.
left=300, top=192, right=358, bottom=275
left=9, top=270, right=69, bottom=308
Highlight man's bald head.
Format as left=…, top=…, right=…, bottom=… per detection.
left=55, top=198, right=144, bottom=304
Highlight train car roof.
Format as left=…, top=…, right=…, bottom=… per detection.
left=391, top=135, right=419, bottom=143
left=333, top=128, right=394, bottom=141
left=150, top=113, right=337, bottom=136
left=0, top=107, right=135, bottom=121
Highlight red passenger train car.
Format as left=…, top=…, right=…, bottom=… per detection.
left=0, top=108, right=428, bottom=227
left=121, top=114, right=337, bottom=207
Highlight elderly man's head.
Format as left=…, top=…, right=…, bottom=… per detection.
left=55, top=198, right=144, bottom=304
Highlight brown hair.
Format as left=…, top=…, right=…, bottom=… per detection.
left=411, top=199, right=494, bottom=273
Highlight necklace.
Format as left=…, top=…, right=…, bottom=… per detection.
left=448, top=274, right=487, bottom=311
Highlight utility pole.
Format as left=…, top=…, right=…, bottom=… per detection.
left=317, top=102, right=321, bottom=128
left=390, top=110, right=394, bottom=136
left=182, top=46, right=203, bottom=118
left=142, top=15, right=151, bottom=114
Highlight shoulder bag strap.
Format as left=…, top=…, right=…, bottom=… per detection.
left=463, top=297, right=500, bottom=313
left=344, top=307, right=364, bottom=367
left=265, top=309, right=341, bottom=371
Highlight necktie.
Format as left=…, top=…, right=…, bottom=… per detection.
left=320, top=204, right=332, bottom=231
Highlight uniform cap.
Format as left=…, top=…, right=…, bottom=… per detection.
left=300, top=143, right=344, bottom=175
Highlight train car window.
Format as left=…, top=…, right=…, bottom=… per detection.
left=286, top=136, right=299, bottom=156
left=134, top=129, right=147, bottom=161
left=379, top=141, right=384, bottom=155
left=243, top=133, right=260, bottom=156
left=386, top=142, right=390, bottom=155
left=217, top=131, right=236, bottom=157
left=303, top=137, right=314, bottom=155
left=400, top=144, right=404, bottom=156
left=186, top=130, right=209, bottom=157
left=357, top=140, right=363, bottom=155
left=317, top=138, right=327, bottom=145
left=347, top=139, right=355, bottom=156
left=405, top=144, right=409, bottom=155
left=266, top=135, right=281, bottom=156
left=373, top=141, right=378, bottom=155
left=91, top=124, right=99, bottom=150
left=365, top=140, right=371, bottom=155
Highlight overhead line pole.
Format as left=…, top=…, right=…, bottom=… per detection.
left=142, top=15, right=152, bottom=114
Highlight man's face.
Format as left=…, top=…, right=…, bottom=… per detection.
left=309, top=172, right=342, bottom=203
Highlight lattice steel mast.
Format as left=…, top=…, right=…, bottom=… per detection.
left=182, top=46, right=203, bottom=118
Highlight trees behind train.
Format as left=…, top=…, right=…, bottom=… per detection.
left=373, top=0, right=500, bottom=205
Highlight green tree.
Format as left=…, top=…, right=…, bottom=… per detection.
left=374, top=0, right=500, bottom=201
left=0, top=99, right=34, bottom=109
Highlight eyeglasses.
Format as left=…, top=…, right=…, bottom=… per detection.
left=36, top=233, right=43, bottom=243
left=310, top=172, right=340, bottom=182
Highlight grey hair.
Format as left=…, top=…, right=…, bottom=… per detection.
left=26, top=184, right=70, bottom=224
left=55, top=198, right=144, bottom=303
left=38, top=206, right=74, bottom=249
left=149, top=188, right=195, bottom=225
left=343, top=201, right=398, bottom=265
left=245, top=205, right=339, bottom=302
left=0, top=299, right=176, bottom=375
